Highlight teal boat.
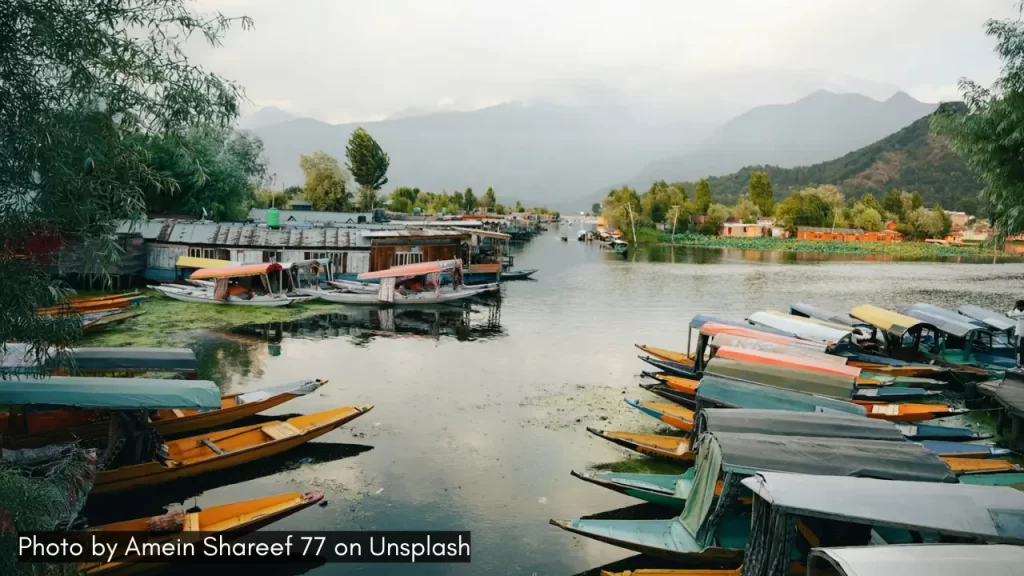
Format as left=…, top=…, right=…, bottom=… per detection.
left=901, top=303, right=1016, bottom=374
left=551, top=428, right=956, bottom=562
left=0, top=345, right=199, bottom=378
left=0, top=376, right=221, bottom=410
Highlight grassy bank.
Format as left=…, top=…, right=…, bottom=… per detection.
left=651, top=231, right=1023, bottom=259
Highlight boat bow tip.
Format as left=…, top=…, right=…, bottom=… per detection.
left=357, top=404, right=375, bottom=413
left=549, top=519, right=572, bottom=529
left=303, top=491, right=325, bottom=504
left=585, top=426, right=606, bottom=437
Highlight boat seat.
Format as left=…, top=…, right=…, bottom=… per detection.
left=262, top=422, right=301, bottom=441
left=172, top=409, right=185, bottom=418
left=201, top=438, right=227, bottom=455
left=870, top=404, right=900, bottom=416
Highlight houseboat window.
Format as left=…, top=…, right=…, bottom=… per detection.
left=357, top=215, right=367, bottom=223
left=392, top=252, right=423, bottom=267
left=262, top=250, right=283, bottom=263
left=188, top=247, right=202, bottom=257
left=203, top=248, right=230, bottom=260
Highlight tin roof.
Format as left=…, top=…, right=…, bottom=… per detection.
left=136, top=220, right=368, bottom=248
left=249, top=208, right=376, bottom=225
left=362, top=228, right=469, bottom=239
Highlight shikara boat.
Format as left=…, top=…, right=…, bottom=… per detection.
left=500, top=268, right=538, bottom=280
left=957, top=303, right=1017, bottom=336
left=92, top=403, right=373, bottom=495
left=639, top=382, right=697, bottom=408
left=315, top=259, right=497, bottom=305
left=156, top=263, right=295, bottom=307
left=625, top=398, right=695, bottom=431
left=901, top=303, right=1016, bottom=372
left=551, top=430, right=958, bottom=563
left=37, top=292, right=147, bottom=316
left=80, top=491, right=323, bottom=575
left=587, top=428, right=696, bottom=463
left=0, top=345, right=199, bottom=378
left=807, top=544, right=1024, bottom=576
left=789, top=302, right=857, bottom=326
left=747, top=310, right=853, bottom=345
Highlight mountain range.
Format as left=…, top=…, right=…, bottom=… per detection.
left=243, top=90, right=946, bottom=210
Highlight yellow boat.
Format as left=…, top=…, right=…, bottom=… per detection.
left=857, top=401, right=967, bottom=423
left=93, top=404, right=373, bottom=495
left=81, top=491, right=323, bottom=575
left=635, top=344, right=694, bottom=366
left=625, top=399, right=695, bottom=431
left=4, top=379, right=328, bottom=448
left=944, top=457, right=1022, bottom=475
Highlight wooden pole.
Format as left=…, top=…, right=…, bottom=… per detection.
left=626, top=202, right=637, bottom=245
left=671, top=205, right=680, bottom=243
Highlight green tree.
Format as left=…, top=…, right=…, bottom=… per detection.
left=694, top=178, right=713, bottom=212
left=936, top=204, right=953, bottom=236
left=300, top=151, right=351, bottom=211
left=775, top=190, right=835, bottom=232
left=882, top=190, right=905, bottom=221
left=452, top=190, right=465, bottom=212
left=731, top=197, right=762, bottom=223
left=591, top=202, right=601, bottom=215
left=603, top=186, right=643, bottom=234
left=495, top=203, right=508, bottom=215
left=389, top=196, right=413, bottom=213
left=747, top=171, right=775, bottom=216
left=909, top=207, right=945, bottom=238
left=852, top=204, right=884, bottom=231
left=463, top=188, right=478, bottom=213
left=861, top=193, right=883, bottom=214
left=701, top=204, right=731, bottom=235
left=391, top=186, right=419, bottom=209
left=931, top=11, right=1024, bottom=234
left=357, top=187, right=378, bottom=211
left=345, top=127, right=390, bottom=192
left=515, top=200, right=524, bottom=212
left=1, top=0, right=250, bottom=365
left=910, top=191, right=925, bottom=210
left=142, top=126, right=267, bottom=220
left=482, top=187, right=497, bottom=211
left=956, top=196, right=980, bottom=216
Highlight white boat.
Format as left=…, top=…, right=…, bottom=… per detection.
left=154, top=263, right=295, bottom=307
left=326, top=279, right=380, bottom=294
left=155, top=285, right=293, bottom=307
left=310, top=259, right=497, bottom=306
left=312, top=284, right=496, bottom=305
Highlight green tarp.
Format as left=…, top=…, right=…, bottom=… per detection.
left=0, top=376, right=220, bottom=410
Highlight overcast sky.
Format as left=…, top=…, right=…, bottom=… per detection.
left=190, top=0, right=1019, bottom=124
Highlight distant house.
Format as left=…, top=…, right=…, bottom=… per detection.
left=946, top=211, right=969, bottom=228
left=720, top=222, right=768, bottom=237
left=795, top=226, right=902, bottom=243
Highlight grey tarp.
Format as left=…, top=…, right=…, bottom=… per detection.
left=1, top=344, right=198, bottom=374
left=808, top=544, right=1024, bottom=576
left=957, top=304, right=1016, bottom=333
left=695, top=374, right=866, bottom=416
left=901, top=303, right=991, bottom=338
left=789, top=303, right=857, bottom=327
left=742, top=472, right=1024, bottom=542
left=697, top=408, right=905, bottom=442
left=979, top=371, right=1024, bottom=419
left=704, top=356, right=856, bottom=399
left=710, top=432, right=956, bottom=483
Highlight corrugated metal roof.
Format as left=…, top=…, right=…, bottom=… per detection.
left=139, top=221, right=369, bottom=248
left=249, top=208, right=376, bottom=225
left=362, top=228, right=469, bottom=238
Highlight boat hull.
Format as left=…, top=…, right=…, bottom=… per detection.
left=154, top=285, right=293, bottom=307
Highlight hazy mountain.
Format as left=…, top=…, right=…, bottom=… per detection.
left=250, top=102, right=713, bottom=205
left=237, top=106, right=299, bottom=130
left=585, top=91, right=938, bottom=208
left=687, top=104, right=980, bottom=210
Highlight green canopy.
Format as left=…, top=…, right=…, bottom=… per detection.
left=0, top=377, right=221, bottom=410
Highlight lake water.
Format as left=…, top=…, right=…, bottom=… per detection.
left=83, top=228, right=1024, bottom=575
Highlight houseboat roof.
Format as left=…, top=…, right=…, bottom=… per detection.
left=0, top=376, right=221, bottom=410
left=957, top=304, right=1016, bottom=333
left=900, top=303, right=991, bottom=338
left=462, top=229, right=512, bottom=240
left=742, top=472, right=1024, bottom=543
left=191, top=262, right=282, bottom=280
left=362, top=228, right=470, bottom=239
left=807, top=544, right=1024, bottom=576
left=850, top=304, right=931, bottom=337
left=248, top=208, right=377, bottom=225
left=120, top=220, right=367, bottom=248
left=357, top=259, right=462, bottom=280
left=175, top=256, right=234, bottom=269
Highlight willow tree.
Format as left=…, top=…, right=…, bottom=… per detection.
left=932, top=6, right=1024, bottom=236
left=0, top=0, right=251, bottom=365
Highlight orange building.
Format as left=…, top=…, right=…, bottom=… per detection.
left=795, top=227, right=902, bottom=243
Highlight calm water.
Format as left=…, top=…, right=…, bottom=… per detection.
left=84, top=229, right=1024, bottom=575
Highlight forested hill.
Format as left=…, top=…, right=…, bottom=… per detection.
left=696, top=105, right=982, bottom=210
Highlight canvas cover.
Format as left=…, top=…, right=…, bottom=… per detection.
left=714, top=346, right=861, bottom=378
left=901, top=303, right=992, bottom=338
left=790, top=303, right=858, bottom=327
left=742, top=472, right=1024, bottom=542
left=704, top=356, right=856, bottom=398
left=61, top=347, right=197, bottom=373
left=0, top=376, right=221, bottom=410
left=695, top=374, right=866, bottom=416
left=697, top=408, right=905, bottom=442
left=808, top=544, right=1024, bottom=576
left=850, top=305, right=928, bottom=337
left=957, top=304, right=1016, bottom=333
left=192, top=262, right=282, bottom=280
left=748, top=311, right=852, bottom=344
left=688, top=314, right=798, bottom=338
left=709, top=334, right=846, bottom=365
left=701, top=323, right=828, bottom=351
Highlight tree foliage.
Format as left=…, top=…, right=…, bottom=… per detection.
left=641, top=181, right=689, bottom=224
left=702, top=204, right=731, bottom=235
left=602, top=186, right=643, bottom=232
left=142, top=127, right=267, bottom=220
left=591, top=203, right=602, bottom=215
left=775, top=188, right=835, bottom=232
left=731, top=198, right=762, bottom=224
left=463, top=188, right=478, bottom=213
left=747, top=171, right=775, bottom=216
left=694, top=178, right=713, bottom=213
left=299, top=151, right=350, bottom=211
left=345, top=127, right=390, bottom=192
left=482, top=187, right=497, bottom=211
left=1, top=0, right=250, bottom=361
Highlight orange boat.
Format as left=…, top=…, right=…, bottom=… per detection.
left=858, top=402, right=967, bottom=423
left=624, top=399, right=694, bottom=431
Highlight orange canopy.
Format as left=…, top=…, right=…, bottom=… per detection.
left=358, top=259, right=462, bottom=280
left=714, top=346, right=862, bottom=378
left=191, top=262, right=282, bottom=280
left=700, top=322, right=828, bottom=350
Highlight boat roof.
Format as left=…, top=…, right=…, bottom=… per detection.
left=709, top=334, right=848, bottom=366
left=696, top=374, right=867, bottom=416
left=742, top=472, right=1024, bottom=543
left=957, top=304, right=1016, bottom=332
left=849, top=304, right=931, bottom=337
left=358, top=259, right=462, bottom=280
left=175, top=256, right=234, bottom=269
left=288, top=258, right=332, bottom=268
left=0, top=345, right=198, bottom=374
left=748, top=311, right=852, bottom=344
left=0, top=376, right=221, bottom=410
left=689, top=314, right=800, bottom=338
left=899, top=303, right=995, bottom=339
left=808, top=544, right=1024, bottom=576
left=704, top=356, right=856, bottom=398
left=789, top=303, right=858, bottom=327
left=714, top=346, right=862, bottom=379
left=700, top=322, right=828, bottom=351
left=706, top=432, right=955, bottom=482
left=763, top=310, right=853, bottom=331
left=462, top=229, right=512, bottom=240
left=698, top=408, right=905, bottom=442
left=191, top=262, right=283, bottom=280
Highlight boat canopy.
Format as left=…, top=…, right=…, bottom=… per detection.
left=900, top=303, right=993, bottom=338
left=742, top=472, right=1024, bottom=544
left=694, top=408, right=905, bottom=443
left=695, top=374, right=867, bottom=416
left=700, top=322, right=828, bottom=351
left=358, top=258, right=462, bottom=280
left=957, top=304, right=1016, bottom=333
left=175, top=256, right=234, bottom=269
left=689, top=314, right=799, bottom=338
left=789, top=303, right=858, bottom=327
left=709, top=334, right=848, bottom=365
left=0, top=376, right=221, bottom=410
left=0, top=345, right=198, bottom=374
left=704, top=431, right=955, bottom=482
left=763, top=310, right=852, bottom=332
left=849, top=304, right=930, bottom=337
left=287, top=258, right=332, bottom=269
left=714, top=346, right=862, bottom=379
left=807, top=544, right=1024, bottom=576
left=748, top=311, right=852, bottom=344
left=191, top=262, right=283, bottom=280
left=704, top=356, right=857, bottom=399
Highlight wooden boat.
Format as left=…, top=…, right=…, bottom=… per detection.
left=857, top=401, right=967, bottom=422
left=83, top=310, right=146, bottom=333
left=314, top=259, right=498, bottom=305
left=157, top=263, right=297, bottom=307
left=92, top=404, right=373, bottom=495
left=901, top=303, right=1016, bottom=371
left=586, top=428, right=696, bottom=463
left=500, top=268, right=538, bottom=280
left=635, top=344, right=694, bottom=366
left=327, top=279, right=379, bottom=293
left=156, top=284, right=294, bottom=306
left=624, top=398, right=694, bottom=431
left=313, top=284, right=496, bottom=305
left=80, top=491, right=324, bottom=575
left=639, top=382, right=696, bottom=408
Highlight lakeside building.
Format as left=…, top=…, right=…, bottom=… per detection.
left=795, top=227, right=903, bottom=243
